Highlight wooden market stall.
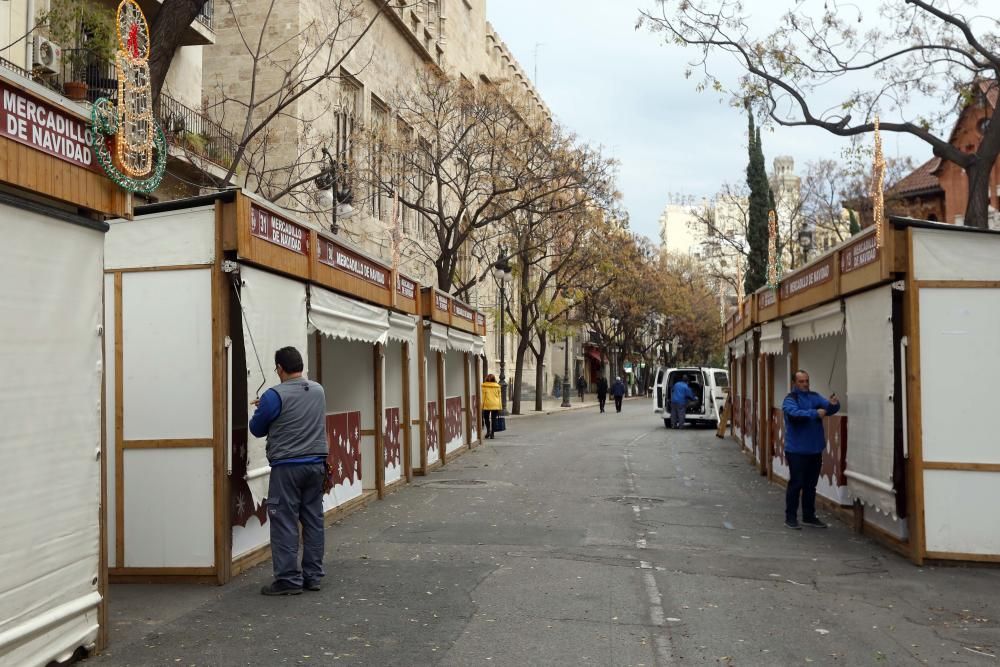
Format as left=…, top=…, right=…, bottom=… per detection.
left=0, top=71, right=130, bottom=663
left=102, top=189, right=433, bottom=583
left=724, top=218, right=1000, bottom=564
left=415, top=287, right=487, bottom=473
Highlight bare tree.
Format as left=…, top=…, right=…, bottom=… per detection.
left=640, top=0, right=1000, bottom=229
left=356, top=67, right=614, bottom=298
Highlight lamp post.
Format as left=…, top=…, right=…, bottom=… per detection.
left=797, top=227, right=814, bottom=265
left=316, top=147, right=353, bottom=235
left=493, top=249, right=513, bottom=415
left=561, top=292, right=574, bottom=408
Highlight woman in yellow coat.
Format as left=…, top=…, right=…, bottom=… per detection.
left=481, top=374, right=502, bottom=439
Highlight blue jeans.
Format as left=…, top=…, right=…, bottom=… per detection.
left=267, top=462, right=326, bottom=587
left=786, top=452, right=823, bottom=523
left=670, top=403, right=686, bottom=428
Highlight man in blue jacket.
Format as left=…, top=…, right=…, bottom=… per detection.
left=669, top=375, right=698, bottom=429
left=782, top=369, right=839, bottom=530
left=611, top=376, right=627, bottom=412
left=249, top=346, right=329, bottom=595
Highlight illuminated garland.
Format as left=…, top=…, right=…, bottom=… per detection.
left=872, top=115, right=886, bottom=247
left=766, top=208, right=782, bottom=288
left=89, top=0, right=166, bottom=194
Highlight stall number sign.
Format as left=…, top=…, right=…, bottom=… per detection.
left=840, top=235, right=879, bottom=274
left=760, top=289, right=777, bottom=308
left=780, top=258, right=833, bottom=299
left=397, top=275, right=416, bottom=300
left=250, top=205, right=309, bottom=255
left=1, top=81, right=98, bottom=171
left=435, top=294, right=450, bottom=312
left=318, top=238, right=388, bottom=288
left=452, top=302, right=474, bottom=322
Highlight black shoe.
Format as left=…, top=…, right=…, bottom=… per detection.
left=260, top=581, right=302, bottom=596
left=303, top=580, right=321, bottom=592
left=784, top=520, right=802, bottom=530
left=802, top=517, right=828, bottom=529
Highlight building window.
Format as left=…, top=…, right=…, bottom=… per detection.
left=396, top=116, right=414, bottom=234
left=334, top=74, right=361, bottom=163
left=370, top=96, right=389, bottom=221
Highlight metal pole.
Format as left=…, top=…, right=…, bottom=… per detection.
left=561, top=327, right=571, bottom=408
left=499, top=281, right=508, bottom=416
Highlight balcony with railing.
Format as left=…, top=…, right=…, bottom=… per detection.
left=0, top=50, right=236, bottom=171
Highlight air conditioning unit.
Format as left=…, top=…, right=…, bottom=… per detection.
left=33, top=36, right=62, bottom=75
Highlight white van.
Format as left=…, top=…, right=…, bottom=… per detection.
left=652, top=366, right=729, bottom=428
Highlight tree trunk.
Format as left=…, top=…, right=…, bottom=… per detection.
left=533, top=335, right=547, bottom=412
left=964, top=159, right=992, bottom=229
left=511, top=336, right=530, bottom=415
left=149, top=0, right=209, bottom=106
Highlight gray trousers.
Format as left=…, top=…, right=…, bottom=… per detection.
left=266, top=462, right=326, bottom=587
left=670, top=403, right=687, bottom=428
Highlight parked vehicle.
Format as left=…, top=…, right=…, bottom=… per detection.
left=652, top=366, right=729, bottom=428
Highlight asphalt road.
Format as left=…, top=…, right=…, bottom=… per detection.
left=93, top=400, right=1000, bottom=666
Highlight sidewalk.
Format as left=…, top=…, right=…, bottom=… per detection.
left=505, top=393, right=647, bottom=418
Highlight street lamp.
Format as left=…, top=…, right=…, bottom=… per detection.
left=316, top=146, right=353, bottom=235
left=493, top=248, right=513, bottom=415
left=561, top=291, right=574, bottom=408
left=797, top=228, right=814, bottom=264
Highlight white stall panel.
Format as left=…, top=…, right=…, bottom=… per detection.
left=0, top=206, right=103, bottom=666
left=445, top=349, right=467, bottom=453
left=919, top=288, right=1000, bottom=463
left=104, top=275, right=117, bottom=568
left=123, top=448, right=215, bottom=567
left=106, top=206, right=216, bottom=269
left=924, top=470, right=1000, bottom=555
left=912, top=227, right=1000, bottom=281
left=122, top=269, right=214, bottom=441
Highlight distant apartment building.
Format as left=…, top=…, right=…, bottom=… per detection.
left=657, top=202, right=705, bottom=256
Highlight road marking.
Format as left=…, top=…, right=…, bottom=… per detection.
left=624, top=447, right=675, bottom=666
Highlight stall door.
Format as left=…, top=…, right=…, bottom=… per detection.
left=108, top=269, right=216, bottom=572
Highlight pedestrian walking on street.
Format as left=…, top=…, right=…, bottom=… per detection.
left=481, top=373, right=502, bottom=439
left=596, top=375, right=609, bottom=413
left=781, top=369, right=840, bottom=530
left=249, top=346, right=329, bottom=595
left=670, top=375, right=697, bottom=429
left=576, top=374, right=587, bottom=401
left=611, top=376, right=627, bottom=413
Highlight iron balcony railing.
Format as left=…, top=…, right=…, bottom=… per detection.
left=156, top=92, right=237, bottom=169
left=195, top=0, right=214, bottom=30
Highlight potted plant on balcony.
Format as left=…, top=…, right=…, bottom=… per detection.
left=41, top=0, right=116, bottom=102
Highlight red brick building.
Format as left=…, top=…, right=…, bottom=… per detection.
left=889, top=81, right=1000, bottom=226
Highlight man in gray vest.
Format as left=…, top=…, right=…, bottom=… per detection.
left=249, top=346, right=329, bottom=595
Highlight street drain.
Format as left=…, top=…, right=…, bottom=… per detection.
left=605, top=495, right=666, bottom=505
left=435, top=479, right=487, bottom=486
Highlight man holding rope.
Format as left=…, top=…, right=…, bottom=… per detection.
left=782, top=369, right=839, bottom=530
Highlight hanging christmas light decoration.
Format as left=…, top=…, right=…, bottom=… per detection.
left=872, top=115, right=886, bottom=248
left=89, top=0, right=166, bottom=194
left=736, top=254, right=745, bottom=309
left=767, top=209, right=779, bottom=288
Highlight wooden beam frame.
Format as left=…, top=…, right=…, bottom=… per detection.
left=903, top=228, right=927, bottom=565
left=374, top=343, right=385, bottom=499
left=402, top=341, right=413, bottom=482
left=436, top=350, right=446, bottom=465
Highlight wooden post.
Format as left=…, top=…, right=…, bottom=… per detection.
left=475, top=355, right=483, bottom=445
left=437, top=350, right=446, bottom=465
left=766, top=354, right=775, bottom=480
left=464, top=352, right=472, bottom=449
left=212, top=200, right=232, bottom=584
left=417, top=324, right=427, bottom=474
left=402, top=341, right=412, bottom=482
left=903, top=228, right=926, bottom=565
left=374, top=343, right=385, bottom=499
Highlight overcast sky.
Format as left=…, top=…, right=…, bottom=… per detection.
left=485, top=1, right=936, bottom=244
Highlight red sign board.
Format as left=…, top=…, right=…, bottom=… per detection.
left=840, top=234, right=880, bottom=274
left=780, top=257, right=834, bottom=299
left=435, top=293, right=450, bottom=312
left=760, top=289, right=776, bottom=308
left=250, top=204, right=309, bottom=255
left=452, top=301, right=474, bottom=322
left=317, top=237, right=388, bottom=288
left=1, top=80, right=99, bottom=172
left=397, top=275, right=416, bottom=300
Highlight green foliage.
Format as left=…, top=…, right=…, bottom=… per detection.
left=848, top=209, right=861, bottom=236
left=745, top=113, right=769, bottom=294
left=42, top=0, right=116, bottom=69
